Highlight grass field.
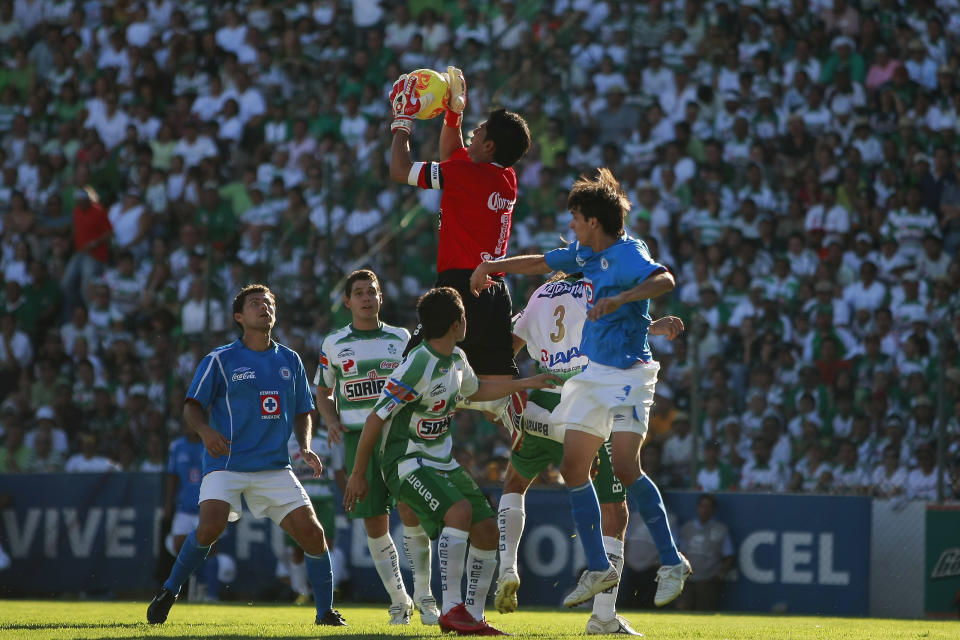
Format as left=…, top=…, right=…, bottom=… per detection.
left=0, top=600, right=955, bottom=639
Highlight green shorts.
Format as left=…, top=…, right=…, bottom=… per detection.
left=345, top=430, right=395, bottom=519
left=397, top=465, right=496, bottom=539
left=285, top=495, right=336, bottom=547
left=510, top=434, right=625, bottom=504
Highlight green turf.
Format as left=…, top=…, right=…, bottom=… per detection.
left=0, top=600, right=955, bottom=639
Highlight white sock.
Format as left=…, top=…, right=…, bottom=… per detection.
left=497, top=492, right=525, bottom=577
left=289, top=557, right=309, bottom=596
left=368, top=534, right=408, bottom=606
left=465, top=546, right=498, bottom=622
left=438, top=526, right=469, bottom=614
left=593, top=536, right=624, bottom=621
left=402, top=524, right=433, bottom=601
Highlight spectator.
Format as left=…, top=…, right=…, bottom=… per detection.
left=676, top=494, right=734, bottom=611
left=64, top=432, right=119, bottom=473
left=0, top=424, right=29, bottom=472
left=872, top=444, right=908, bottom=498
left=696, top=440, right=738, bottom=492
left=61, top=187, right=111, bottom=312
left=662, top=412, right=694, bottom=488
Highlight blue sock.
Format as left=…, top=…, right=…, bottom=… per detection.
left=163, top=531, right=212, bottom=595
left=627, top=475, right=682, bottom=566
left=305, top=550, right=334, bottom=617
left=201, top=555, right=220, bottom=600
left=568, top=482, right=609, bottom=571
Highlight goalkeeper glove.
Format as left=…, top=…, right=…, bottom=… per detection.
left=389, top=74, right=420, bottom=136
left=444, top=66, right=466, bottom=128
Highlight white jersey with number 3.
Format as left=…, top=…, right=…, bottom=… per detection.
left=513, top=278, right=589, bottom=442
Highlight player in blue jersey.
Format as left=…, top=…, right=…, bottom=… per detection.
left=470, top=168, right=691, bottom=610
left=147, top=284, right=345, bottom=627
left=164, top=425, right=204, bottom=555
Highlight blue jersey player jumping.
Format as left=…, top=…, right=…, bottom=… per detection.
left=148, top=284, right=345, bottom=627
left=470, top=168, right=691, bottom=610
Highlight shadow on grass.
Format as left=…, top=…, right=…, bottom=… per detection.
left=1, top=623, right=145, bottom=630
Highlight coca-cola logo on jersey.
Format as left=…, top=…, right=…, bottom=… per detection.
left=231, top=367, right=256, bottom=382
left=487, top=192, right=516, bottom=213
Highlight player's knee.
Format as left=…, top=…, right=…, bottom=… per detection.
left=502, top=465, right=531, bottom=494
left=195, top=520, right=226, bottom=546
left=470, top=518, right=498, bottom=550
left=443, top=499, right=472, bottom=530
left=611, top=453, right=641, bottom=487
left=299, top=522, right=328, bottom=555
left=364, top=515, right=390, bottom=538
left=559, top=455, right=590, bottom=486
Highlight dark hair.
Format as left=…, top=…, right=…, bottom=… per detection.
left=485, top=108, right=531, bottom=167
left=232, top=284, right=274, bottom=330
left=697, top=493, right=718, bottom=509
left=343, top=269, right=380, bottom=299
left=416, top=287, right=464, bottom=339
left=567, top=168, right=630, bottom=237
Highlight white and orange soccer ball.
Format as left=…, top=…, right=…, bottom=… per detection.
left=409, top=68, right=450, bottom=120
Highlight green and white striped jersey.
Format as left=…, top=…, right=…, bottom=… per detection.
left=287, top=429, right=343, bottom=498
left=314, top=323, right=410, bottom=432
left=512, top=277, right=589, bottom=413
left=373, top=342, right=479, bottom=492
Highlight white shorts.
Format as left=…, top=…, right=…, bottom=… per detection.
left=551, top=360, right=659, bottom=440
left=198, top=469, right=311, bottom=525
left=171, top=511, right=199, bottom=536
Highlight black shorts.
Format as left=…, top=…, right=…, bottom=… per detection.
left=403, top=269, right=518, bottom=377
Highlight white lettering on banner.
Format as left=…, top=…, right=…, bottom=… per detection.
left=739, top=531, right=851, bottom=586
left=740, top=531, right=776, bottom=584
left=45, top=508, right=58, bottom=559
left=236, top=516, right=266, bottom=560
left=782, top=532, right=814, bottom=584
left=64, top=508, right=102, bottom=557
left=819, top=534, right=850, bottom=585
left=2, top=508, right=41, bottom=557
left=522, top=525, right=567, bottom=576
left=105, top=508, right=136, bottom=558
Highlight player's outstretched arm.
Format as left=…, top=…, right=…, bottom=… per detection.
left=587, top=270, right=676, bottom=321
left=439, top=66, right=466, bottom=161
left=315, top=386, right=344, bottom=445
left=469, top=255, right=551, bottom=296
left=468, top=372, right=562, bottom=402
left=388, top=74, right=419, bottom=183
left=649, top=315, right=685, bottom=340
left=343, top=412, right=386, bottom=512
left=184, top=399, right=230, bottom=457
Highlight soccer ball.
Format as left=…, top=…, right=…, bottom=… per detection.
left=409, top=68, right=450, bottom=120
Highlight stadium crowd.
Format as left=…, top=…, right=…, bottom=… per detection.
left=0, top=0, right=958, bottom=501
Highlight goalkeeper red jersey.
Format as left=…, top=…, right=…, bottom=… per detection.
left=411, top=147, right=517, bottom=272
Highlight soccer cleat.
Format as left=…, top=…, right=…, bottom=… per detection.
left=293, top=593, right=311, bottom=606
left=471, top=619, right=511, bottom=635
left=389, top=599, right=413, bottom=625
left=439, top=603, right=485, bottom=634
left=563, top=564, right=620, bottom=608
left=316, top=609, right=347, bottom=626
left=416, top=594, right=441, bottom=625
left=586, top=614, right=644, bottom=635
left=146, top=587, right=177, bottom=624
left=494, top=568, right=520, bottom=614
left=498, top=391, right=527, bottom=451
left=654, top=554, right=692, bottom=607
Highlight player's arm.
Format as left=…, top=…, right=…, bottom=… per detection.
left=388, top=74, right=420, bottom=183
left=469, top=255, right=551, bottom=296
left=649, top=315, right=685, bottom=340
left=587, top=269, right=676, bottom=321
left=389, top=130, right=415, bottom=184
left=468, top=372, right=562, bottom=402
left=184, top=399, right=230, bottom=458
left=315, top=385, right=344, bottom=445
left=512, top=333, right=526, bottom=357
left=294, top=411, right=323, bottom=477
left=342, top=412, right=387, bottom=512
left=439, top=66, right=466, bottom=160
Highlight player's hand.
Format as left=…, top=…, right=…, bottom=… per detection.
left=198, top=425, right=230, bottom=458
left=650, top=315, right=685, bottom=340
left=390, top=74, right=420, bottom=136
left=469, top=261, right=496, bottom=297
left=300, top=448, right=324, bottom=477
left=587, top=295, right=624, bottom=321
left=525, top=373, right=563, bottom=390
left=343, top=473, right=368, bottom=512
left=327, top=420, right=344, bottom=446
left=446, top=66, right=466, bottom=114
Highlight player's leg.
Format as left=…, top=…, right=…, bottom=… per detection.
left=289, top=543, right=310, bottom=604
left=148, top=498, right=231, bottom=624
left=279, top=504, right=345, bottom=625
left=397, top=502, right=439, bottom=624
left=611, top=429, right=690, bottom=607
left=364, top=513, right=412, bottom=623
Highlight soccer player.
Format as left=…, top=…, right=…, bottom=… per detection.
left=147, top=284, right=345, bottom=627
left=470, top=169, right=692, bottom=609
left=314, top=269, right=439, bottom=625
left=163, top=424, right=204, bottom=555
left=497, top=273, right=684, bottom=634
left=342, top=287, right=561, bottom=635
left=388, top=68, right=532, bottom=445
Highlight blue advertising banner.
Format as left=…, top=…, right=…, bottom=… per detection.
left=0, top=474, right=871, bottom=615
